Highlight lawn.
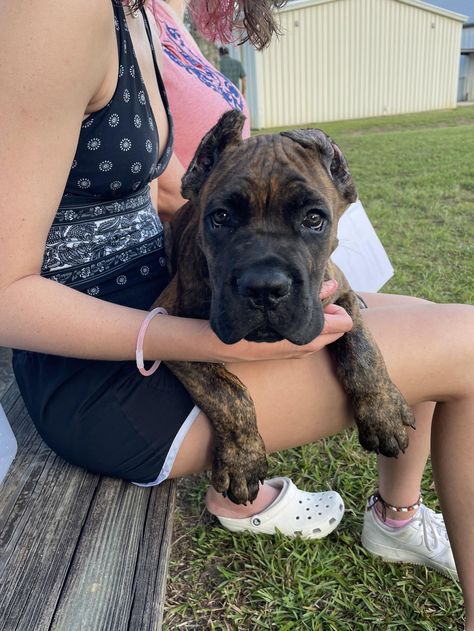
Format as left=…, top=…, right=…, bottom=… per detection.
left=163, top=107, right=474, bottom=630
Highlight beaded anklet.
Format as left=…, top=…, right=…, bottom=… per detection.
left=367, top=490, right=422, bottom=522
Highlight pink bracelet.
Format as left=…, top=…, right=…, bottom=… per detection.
left=136, top=307, right=168, bottom=376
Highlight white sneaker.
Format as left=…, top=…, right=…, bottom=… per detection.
left=361, top=501, right=458, bottom=580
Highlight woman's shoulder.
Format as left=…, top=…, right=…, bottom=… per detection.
left=1, top=0, right=116, bottom=106
left=1, top=0, right=114, bottom=30
left=1, top=0, right=114, bottom=64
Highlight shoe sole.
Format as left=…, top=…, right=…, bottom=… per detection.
left=361, top=533, right=459, bottom=581
left=220, top=516, right=342, bottom=539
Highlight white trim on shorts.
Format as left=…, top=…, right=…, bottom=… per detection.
left=132, top=404, right=201, bottom=487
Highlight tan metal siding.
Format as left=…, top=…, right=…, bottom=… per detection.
left=256, top=0, right=463, bottom=127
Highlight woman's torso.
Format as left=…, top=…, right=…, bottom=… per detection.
left=40, top=1, right=173, bottom=303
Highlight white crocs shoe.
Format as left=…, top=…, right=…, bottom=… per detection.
left=215, top=477, right=344, bottom=539
left=362, top=501, right=458, bottom=580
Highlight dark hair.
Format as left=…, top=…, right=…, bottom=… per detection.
left=120, top=0, right=146, bottom=11
left=189, top=0, right=288, bottom=51
left=240, top=0, right=287, bottom=49
left=218, top=46, right=229, bottom=56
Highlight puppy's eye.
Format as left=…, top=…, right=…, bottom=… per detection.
left=301, top=211, right=326, bottom=232
left=210, top=209, right=231, bottom=228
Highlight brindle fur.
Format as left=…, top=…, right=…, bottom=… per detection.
left=154, top=111, right=415, bottom=505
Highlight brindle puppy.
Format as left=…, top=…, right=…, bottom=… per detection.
left=155, top=110, right=415, bottom=505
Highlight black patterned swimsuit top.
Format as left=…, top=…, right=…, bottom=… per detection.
left=41, top=2, right=173, bottom=305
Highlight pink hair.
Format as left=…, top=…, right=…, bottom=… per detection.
left=188, top=0, right=240, bottom=44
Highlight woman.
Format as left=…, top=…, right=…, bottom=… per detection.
left=0, top=1, right=472, bottom=626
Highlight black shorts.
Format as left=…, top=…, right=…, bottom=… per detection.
left=13, top=349, right=198, bottom=485
left=12, top=270, right=201, bottom=486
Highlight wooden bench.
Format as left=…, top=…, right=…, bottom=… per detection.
left=0, top=380, right=176, bottom=631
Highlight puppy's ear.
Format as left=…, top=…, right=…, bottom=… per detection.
left=281, top=129, right=357, bottom=203
left=182, top=110, right=245, bottom=199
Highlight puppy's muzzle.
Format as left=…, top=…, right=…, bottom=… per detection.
left=236, top=266, right=292, bottom=311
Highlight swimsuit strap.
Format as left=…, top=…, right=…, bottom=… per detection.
left=140, top=6, right=174, bottom=171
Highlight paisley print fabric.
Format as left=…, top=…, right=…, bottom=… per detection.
left=41, top=189, right=166, bottom=297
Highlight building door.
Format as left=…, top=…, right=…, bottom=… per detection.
left=458, top=54, right=468, bottom=101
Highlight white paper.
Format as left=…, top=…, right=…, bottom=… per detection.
left=330, top=200, right=394, bottom=293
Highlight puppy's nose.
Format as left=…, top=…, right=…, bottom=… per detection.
left=237, top=268, right=291, bottom=309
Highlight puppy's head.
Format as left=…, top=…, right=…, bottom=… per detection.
left=182, top=110, right=357, bottom=344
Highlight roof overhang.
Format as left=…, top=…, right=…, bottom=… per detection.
left=278, top=0, right=340, bottom=12
left=396, top=0, right=467, bottom=21
left=279, top=0, right=467, bottom=22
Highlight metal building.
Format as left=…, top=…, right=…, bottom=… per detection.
left=420, top=0, right=474, bottom=101
left=241, top=0, right=467, bottom=128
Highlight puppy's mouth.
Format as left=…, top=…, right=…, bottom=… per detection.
left=210, top=265, right=325, bottom=345
left=244, top=325, right=284, bottom=343
left=211, top=306, right=324, bottom=345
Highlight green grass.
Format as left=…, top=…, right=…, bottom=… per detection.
left=163, top=107, right=474, bottom=630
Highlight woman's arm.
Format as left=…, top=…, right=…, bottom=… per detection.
left=0, top=0, right=351, bottom=365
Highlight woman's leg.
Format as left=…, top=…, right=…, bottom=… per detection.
left=376, top=401, right=434, bottom=508
left=432, top=395, right=474, bottom=625
left=360, top=303, right=474, bottom=626
left=169, top=302, right=474, bottom=623
left=359, top=293, right=435, bottom=514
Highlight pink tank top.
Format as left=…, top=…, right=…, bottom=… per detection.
left=150, top=0, right=251, bottom=168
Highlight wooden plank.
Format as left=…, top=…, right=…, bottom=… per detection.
left=49, top=479, right=176, bottom=631
left=128, top=481, right=176, bottom=631
left=0, top=381, right=21, bottom=417
left=0, top=383, right=99, bottom=630
left=0, top=383, right=57, bottom=535
left=0, top=454, right=99, bottom=630
left=0, top=383, right=176, bottom=631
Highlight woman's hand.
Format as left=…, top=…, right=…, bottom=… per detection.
left=211, top=280, right=353, bottom=363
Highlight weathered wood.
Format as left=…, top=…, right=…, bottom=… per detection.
left=0, top=381, right=176, bottom=631
left=49, top=478, right=176, bottom=631
left=128, top=479, right=176, bottom=631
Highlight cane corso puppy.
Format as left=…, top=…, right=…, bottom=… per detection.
left=155, top=110, right=415, bottom=505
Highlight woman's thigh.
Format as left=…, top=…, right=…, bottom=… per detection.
left=358, top=291, right=431, bottom=309
left=169, top=346, right=350, bottom=479
left=169, top=302, right=474, bottom=479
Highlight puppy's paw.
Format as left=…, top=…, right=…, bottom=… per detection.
left=356, top=386, right=415, bottom=457
left=211, top=435, right=268, bottom=505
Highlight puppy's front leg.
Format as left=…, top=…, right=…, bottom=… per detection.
left=164, top=361, right=268, bottom=505
left=329, top=291, right=415, bottom=457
